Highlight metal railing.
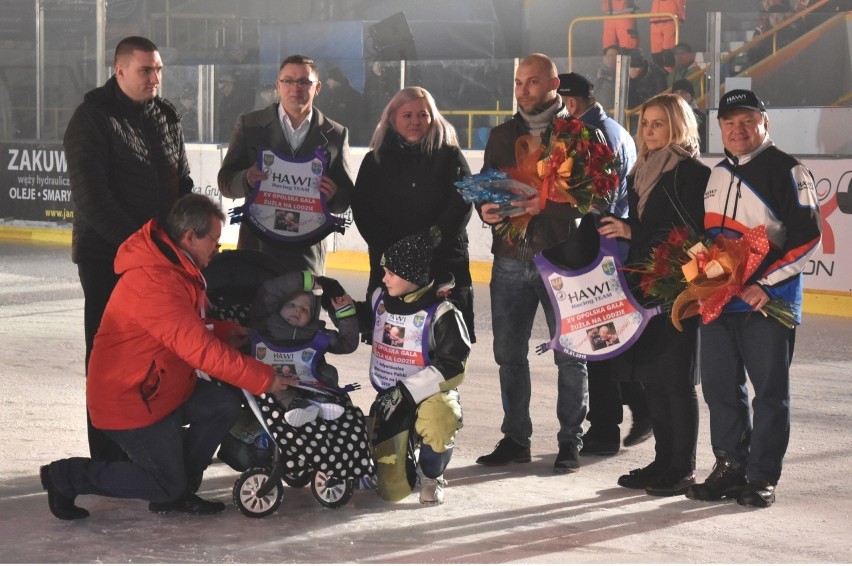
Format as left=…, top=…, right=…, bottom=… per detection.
left=567, top=12, right=680, bottom=71
left=442, top=105, right=514, bottom=149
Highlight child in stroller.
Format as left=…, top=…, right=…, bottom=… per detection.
left=249, top=270, right=358, bottom=427
left=204, top=251, right=373, bottom=517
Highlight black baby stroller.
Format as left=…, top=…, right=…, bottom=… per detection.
left=204, top=249, right=374, bottom=518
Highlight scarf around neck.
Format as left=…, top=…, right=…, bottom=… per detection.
left=519, top=97, right=562, bottom=136
left=632, top=144, right=695, bottom=219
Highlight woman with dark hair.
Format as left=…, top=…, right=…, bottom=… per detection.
left=598, top=93, right=710, bottom=496
left=352, top=86, right=475, bottom=342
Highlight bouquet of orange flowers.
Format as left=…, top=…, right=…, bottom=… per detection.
left=627, top=225, right=797, bottom=329
left=457, top=116, right=620, bottom=241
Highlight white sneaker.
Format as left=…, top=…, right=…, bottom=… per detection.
left=284, top=404, right=319, bottom=427
left=307, top=400, right=345, bottom=421
left=419, top=475, right=447, bottom=505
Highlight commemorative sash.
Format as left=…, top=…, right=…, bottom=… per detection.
left=250, top=330, right=332, bottom=395
left=534, top=215, right=660, bottom=361
left=231, top=147, right=346, bottom=248
left=369, top=295, right=438, bottom=392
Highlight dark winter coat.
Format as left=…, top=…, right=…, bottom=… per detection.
left=64, top=76, right=194, bottom=264
left=482, top=106, right=604, bottom=261
left=613, top=156, right=709, bottom=384
left=217, top=103, right=354, bottom=274
left=353, top=134, right=473, bottom=292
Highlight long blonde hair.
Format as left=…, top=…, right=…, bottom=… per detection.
left=633, top=93, right=700, bottom=162
left=368, top=86, right=458, bottom=162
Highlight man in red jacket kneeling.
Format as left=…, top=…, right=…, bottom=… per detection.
left=40, top=194, right=293, bottom=520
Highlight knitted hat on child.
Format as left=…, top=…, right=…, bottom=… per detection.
left=380, top=227, right=441, bottom=286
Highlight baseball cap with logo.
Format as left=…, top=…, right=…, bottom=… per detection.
left=718, top=89, right=766, bottom=118
left=557, top=72, right=594, bottom=97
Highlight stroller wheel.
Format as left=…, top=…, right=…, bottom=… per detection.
left=233, top=467, right=284, bottom=518
left=311, top=471, right=354, bottom=508
left=282, top=469, right=312, bottom=488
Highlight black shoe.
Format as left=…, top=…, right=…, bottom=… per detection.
left=623, top=417, right=653, bottom=447
left=149, top=492, right=226, bottom=515
left=617, top=461, right=665, bottom=489
left=40, top=464, right=89, bottom=521
left=554, top=443, right=580, bottom=474
left=737, top=480, right=776, bottom=508
left=645, top=470, right=696, bottom=496
left=685, top=455, right=747, bottom=501
left=579, top=434, right=619, bottom=456
left=476, top=437, right=531, bottom=466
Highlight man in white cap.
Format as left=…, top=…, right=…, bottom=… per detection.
left=686, top=89, right=821, bottom=508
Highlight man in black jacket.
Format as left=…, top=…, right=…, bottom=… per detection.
left=64, top=35, right=194, bottom=462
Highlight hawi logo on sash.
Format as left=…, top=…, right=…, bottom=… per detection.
left=230, top=147, right=347, bottom=248
left=534, top=215, right=661, bottom=361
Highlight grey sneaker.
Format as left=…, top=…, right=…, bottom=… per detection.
left=419, top=475, right=447, bottom=505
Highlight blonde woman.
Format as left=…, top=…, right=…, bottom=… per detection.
left=352, top=87, right=475, bottom=341
left=598, top=93, right=710, bottom=496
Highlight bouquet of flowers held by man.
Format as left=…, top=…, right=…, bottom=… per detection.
left=627, top=224, right=797, bottom=330
left=455, top=116, right=621, bottom=240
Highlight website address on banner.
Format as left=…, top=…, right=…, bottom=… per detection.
left=45, top=209, right=73, bottom=220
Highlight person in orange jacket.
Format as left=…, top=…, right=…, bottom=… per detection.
left=650, top=0, right=687, bottom=67
left=601, top=0, right=640, bottom=51
left=40, top=194, right=293, bottom=520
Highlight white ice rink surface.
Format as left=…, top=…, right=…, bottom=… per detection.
left=1, top=241, right=851, bottom=564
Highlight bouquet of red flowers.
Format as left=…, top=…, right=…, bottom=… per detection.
left=628, top=225, right=797, bottom=329
left=497, top=116, right=621, bottom=240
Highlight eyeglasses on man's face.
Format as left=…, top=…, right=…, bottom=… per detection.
left=198, top=231, right=221, bottom=250
left=278, top=78, right=317, bottom=88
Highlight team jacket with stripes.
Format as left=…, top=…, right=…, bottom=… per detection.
left=703, top=136, right=821, bottom=321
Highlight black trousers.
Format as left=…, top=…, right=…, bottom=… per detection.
left=585, top=359, right=650, bottom=442
left=77, top=258, right=126, bottom=462
left=644, top=379, right=699, bottom=474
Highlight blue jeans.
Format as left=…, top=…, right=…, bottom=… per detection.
left=700, top=313, right=795, bottom=485
left=490, top=256, right=588, bottom=448
left=50, top=379, right=241, bottom=504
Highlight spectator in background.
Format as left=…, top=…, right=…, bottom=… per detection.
left=0, top=76, right=14, bottom=139
left=649, top=0, right=687, bottom=68
left=596, top=45, right=622, bottom=112
left=215, top=73, right=244, bottom=142
left=749, top=4, right=801, bottom=65
left=363, top=61, right=400, bottom=139
left=321, top=67, right=366, bottom=146
left=601, top=0, right=639, bottom=51
left=177, top=86, right=199, bottom=142
left=672, top=78, right=707, bottom=152
left=627, top=52, right=668, bottom=111
left=64, top=36, right=194, bottom=463
left=667, top=42, right=703, bottom=97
